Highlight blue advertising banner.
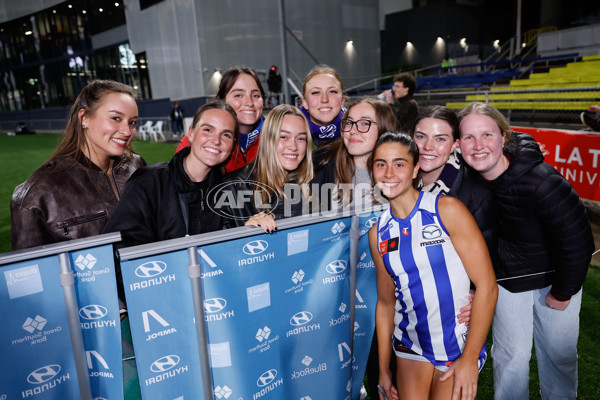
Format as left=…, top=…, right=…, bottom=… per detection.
left=121, top=216, right=358, bottom=399
left=120, top=249, right=205, bottom=400
left=0, top=255, right=81, bottom=399
left=71, top=244, right=123, bottom=400
left=351, top=211, right=381, bottom=399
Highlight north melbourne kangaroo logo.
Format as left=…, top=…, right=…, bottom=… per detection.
left=243, top=240, right=268, bottom=255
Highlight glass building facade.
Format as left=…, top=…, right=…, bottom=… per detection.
left=0, top=0, right=151, bottom=112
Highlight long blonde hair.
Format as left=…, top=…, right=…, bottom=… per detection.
left=252, top=104, right=314, bottom=203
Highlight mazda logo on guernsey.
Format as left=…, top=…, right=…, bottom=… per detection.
left=290, top=311, right=313, bottom=326
left=135, top=261, right=167, bottom=278
left=204, top=298, right=227, bottom=313
left=422, top=224, right=442, bottom=239
left=243, top=240, right=268, bottom=255
left=27, top=364, right=61, bottom=384
left=79, top=305, right=108, bottom=320
left=150, top=355, right=180, bottom=373
left=257, top=369, right=278, bottom=387
left=326, top=260, right=347, bottom=274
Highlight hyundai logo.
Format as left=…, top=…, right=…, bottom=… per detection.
left=79, top=304, right=108, bottom=320
left=135, top=261, right=167, bottom=278
left=364, top=217, right=378, bottom=228
left=204, top=298, right=227, bottom=314
left=326, top=260, right=347, bottom=274
left=422, top=224, right=442, bottom=240
left=150, top=355, right=180, bottom=373
left=243, top=240, right=268, bottom=255
left=290, top=311, right=313, bottom=326
left=257, top=369, right=278, bottom=387
left=27, top=364, right=61, bottom=384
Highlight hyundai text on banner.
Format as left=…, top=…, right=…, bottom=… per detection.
left=121, top=217, right=356, bottom=399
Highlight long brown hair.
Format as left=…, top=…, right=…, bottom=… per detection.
left=50, top=80, right=137, bottom=163
left=319, top=97, right=397, bottom=205
left=252, top=104, right=313, bottom=203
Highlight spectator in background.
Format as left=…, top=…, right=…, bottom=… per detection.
left=378, top=73, right=419, bottom=133
left=458, top=102, right=594, bottom=400
left=170, top=101, right=185, bottom=136
left=11, top=79, right=145, bottom=250
left=176, top=66, right=265, bottom=173
left=580, top=105, right=600, bottom=131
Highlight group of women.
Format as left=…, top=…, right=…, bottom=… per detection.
left=10, top=62, right=594, bottom=400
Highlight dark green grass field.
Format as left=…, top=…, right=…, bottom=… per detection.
left=1, top=133, right=598, bottom=399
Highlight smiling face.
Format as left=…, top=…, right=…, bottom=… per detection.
left=413, top=117, right=458, bottom=183
left=225, top=73, right=264, bottom=133
left=80, top=91, right=138, bottom=169
left=276, top=115, right=308, bottom=172
left=301, top=73, right=345, bottom=126
left=372, top=142, right=420, bottom=199
left=187, top=109, right=236, bottom=180
left=459, top=113, right=507, bottom=180
left=342, top=103, right=379, bottom=169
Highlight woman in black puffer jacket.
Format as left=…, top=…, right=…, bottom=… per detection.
left=458, top=102, right=594, bottom=400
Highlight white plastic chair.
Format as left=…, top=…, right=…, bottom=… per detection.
left=149, top=121, right=166, bottom=142
left=137, top=121, right=154, bottom=141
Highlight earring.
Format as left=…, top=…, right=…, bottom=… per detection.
left=82, top=124, right=87, bottom=129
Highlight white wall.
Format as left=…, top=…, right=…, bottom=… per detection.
left=538, top=23, right=600, bottom=57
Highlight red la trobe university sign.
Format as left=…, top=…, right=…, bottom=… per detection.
left=514, top=126, right=600, bottom=203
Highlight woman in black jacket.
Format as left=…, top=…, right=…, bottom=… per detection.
left=103, top=101, right=238, bottom=247
left=458, top=102, right=594, bottom=400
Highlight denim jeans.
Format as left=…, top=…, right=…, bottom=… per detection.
left=491, top=285, right=581, bottom=400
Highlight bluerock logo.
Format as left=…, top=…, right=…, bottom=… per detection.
left=79, top=305, right=108, bottom=320
left=207, top=180, right=281, bottom=220
left=135, top=261, right=167, bottom=278
left=22, top=315, right=47, bottom=333
left=290, top=311, right=313, bottom=326
left=27, top=365, right=60, bottom=384
left=291, top=270, right=305, bottom=284
left=150, top=355, right=180, bottom=373
left=257, top=369, right=278, bottom=387
left=422, top=224, right=442, bottom=240
left=256, top=326, right=271, bottom=342
left=302, top=356, right=312, bottom=366
left=331, top=221, right=346, bottom=234
left=214, top=385, right=233, bottom=399
left=243, top=240, right=269, bottom=255
left=74, top=254, right=97, bottom=270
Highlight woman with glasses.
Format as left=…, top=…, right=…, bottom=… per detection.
left=300, top=64, right=347, bottom=147
left=312, top=97, right=397, bottom=212
left=216, top=104, right=313, bottom=233
left=176, top=65, right=265, bottom=173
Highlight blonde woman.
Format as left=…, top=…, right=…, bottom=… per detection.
left=217, top=104, right=313, bottom=232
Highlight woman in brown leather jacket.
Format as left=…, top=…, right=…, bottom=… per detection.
left=10, top=80, right=146, bottom=250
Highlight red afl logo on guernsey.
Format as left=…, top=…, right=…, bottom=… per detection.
left=379, top=237, right=399, bottom=255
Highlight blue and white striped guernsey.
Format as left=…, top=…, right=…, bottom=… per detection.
left=377, top=191, right=485, bottom=367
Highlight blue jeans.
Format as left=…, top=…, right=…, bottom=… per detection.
left=491, top=285, right=581, bottom=400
